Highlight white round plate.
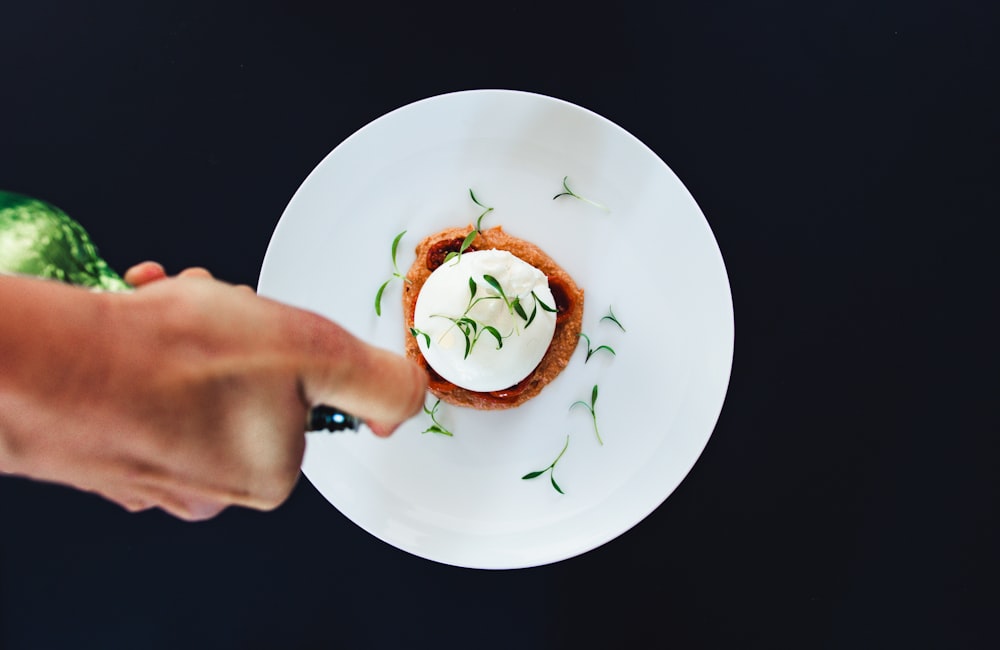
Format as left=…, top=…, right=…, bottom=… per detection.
left=258, top=89, right=734, bottom=569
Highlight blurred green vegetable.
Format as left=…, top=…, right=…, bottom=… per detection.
left=0, top=190, right=129, bottom=291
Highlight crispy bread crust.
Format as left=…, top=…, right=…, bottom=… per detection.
left=402, top=226, right=584, bottom=410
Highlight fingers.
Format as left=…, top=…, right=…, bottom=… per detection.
left=96, top=477, right=226, bottom=521
left=125, top=262, right=215, bottom=287
left=295, top=314, right=428, bottom=436
left=123, top=261, right=167, bottom=287
left=178, top=267, right=213, bottom=280
left=127, top=263, right=255, bottom=293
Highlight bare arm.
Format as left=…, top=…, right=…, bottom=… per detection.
left=0, top=271, right=427, bottom=520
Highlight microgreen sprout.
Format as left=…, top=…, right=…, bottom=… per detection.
left=517, top=291, right=557, bottom=328
left=444, top=188, right=495, bottom=265
left=409, top=327, right=431, bottom=348
left=465, top=276, right=501, bottom=313
left=601, top=306, right=626, bottom=332
left=522, top=434, right=570, bottom=494
left=432, top=277, right=512, bottom=358
left=553, top=175, right=609, bottom=212
left=375, top=230, right=409, bottom=316
left=444, top=229, right=479, bottom=266
left=481, top=275, right=557, bottom=332
left=431, top=274, right=551, bottom=358
left=421, top=399, right=454, bottom=437
left=469, top=188, right=494, bottom=231
left=483, top=274, right=515, bottom=314
left=578, top=332, right=616, bottom=363
left=571, top=384, right=602, bottom=445
left=433, top=315, right=507, bottom=359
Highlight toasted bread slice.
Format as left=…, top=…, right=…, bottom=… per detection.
left=403, top=225, right=584, bottom=410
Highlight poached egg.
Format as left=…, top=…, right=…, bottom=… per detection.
left=412, top=249, right=557, bottom=392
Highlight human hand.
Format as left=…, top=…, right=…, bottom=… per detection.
left=123, top=260, right=218, bottom=286
left=0, top=263, right=427, bottom=521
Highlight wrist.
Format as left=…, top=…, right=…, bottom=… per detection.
left=0, top=276, right=114, bottom=475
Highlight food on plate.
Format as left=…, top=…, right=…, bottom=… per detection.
left=403, top=225, right=583, bottom=410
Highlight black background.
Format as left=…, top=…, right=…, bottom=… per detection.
left=2, top=1, right=997, bottom=648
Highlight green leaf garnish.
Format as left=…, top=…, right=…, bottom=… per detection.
left=482, top=273, right=522, bottom=331
left=524, top=302, right=537, bottom=327
left=374, top=279, right=390, bottom=317
left=461, top=327, right=472, bottom=358
left=578, top=332, right=616, bottom=363
left=513, top=297, right=528, bottom=321
left=446, top=190, right=496, bottom=266
left=374, top=230, right=409, bottom=316
left=469, top=188, right=494, bottom=231
left=534, top=291, right=557, bottom=313
left=421, top=399, right=454, bottom=436
left=432, top=314, right=511, bottom=359
left=464, top=278, right=500, bottom=313
left=432, top=274, right=556, bottom=357
left=459, top=228, right=478, bottom=251
left=390, top=229, right=405, bottom=265
left=483, top=325, right=504, bottom=349
left=521, top=435, right=570, bottom=494
left=469, top=188, right=489, bottom=209
left=445, top=228, right=480, bottom=266
left=430, top=275, right=506, bottom=356
left=409, top=327, right=431, bottom=348
left=481, top=274, right=554, bottom=330
left=601, top=306, right=626, bottom=332
left=482, top=273, right=504, bottom=296
left=571, top=384, right=602, bottom=445
left=552, top=175, right=610, bottom=212
left=523, top=291, right=556, bottom=328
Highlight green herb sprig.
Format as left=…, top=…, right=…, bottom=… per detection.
left=571, top=384, right=602, bottom=445
left=553, top=176, right=609, bottom=212
left=375, top=230, right=409, bottom=316
left=444, top=229, right=479, bottom=266
left=444, top=189, right=494, bottom=265
left=470, top=188, right=493, bottom=230
left=409, top=327, right=431, bottom=348
left=434, top=314, right=507, bottom=359
left=514, top=290, right=557, bottom=328
left=482, top=274, right=522, bottom=328
left=522, top=435, right=570, bottom=494
left=578, top=332, right=616, bottom=363
left=465, top=276, right=500, bottom=313
left=430, top=274, right=548, bottom=359
left=422, top=399, right=454, bottom=436
left=431, top=276, right=511, bottom=357
left=601, top=306, right=626, bottom=332
left=482, top=275, right=556, bottom=331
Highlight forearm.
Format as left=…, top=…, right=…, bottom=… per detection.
left=0, top=275, right=113, bottom=474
